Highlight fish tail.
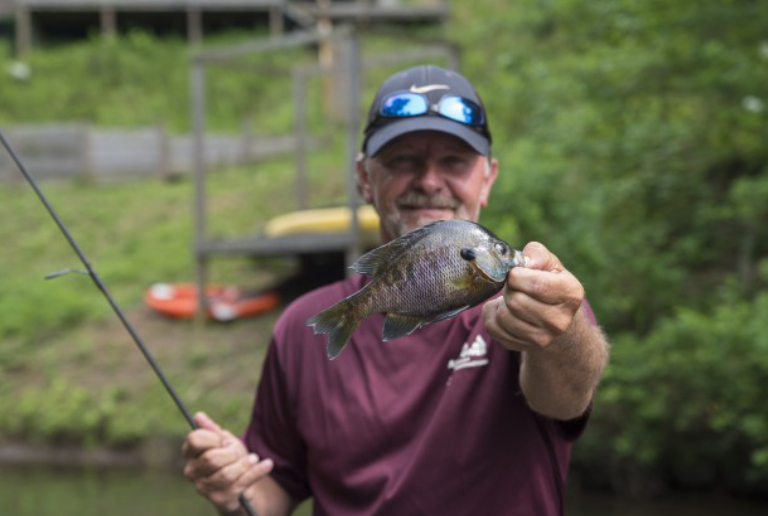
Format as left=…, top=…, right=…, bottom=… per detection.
left=307, top=297, right=366, bottom=360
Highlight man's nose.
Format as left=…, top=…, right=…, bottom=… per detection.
left=412, top=162, right=444, bottom=192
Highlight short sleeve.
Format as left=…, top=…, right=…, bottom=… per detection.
left=554, top=401, right=592, bottom=442
left=241, top=337, right=312, bottom=502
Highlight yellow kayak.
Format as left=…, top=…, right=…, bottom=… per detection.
left=264, top=205, right=380, bottom=240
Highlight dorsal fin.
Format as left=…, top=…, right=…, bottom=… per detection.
left=350, top=221, right=439, bottom=276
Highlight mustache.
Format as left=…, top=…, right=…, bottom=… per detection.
left=396, top=192, right=459, bottom=210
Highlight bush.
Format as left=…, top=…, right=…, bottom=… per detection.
left=576, top=280, right=768, bottom=494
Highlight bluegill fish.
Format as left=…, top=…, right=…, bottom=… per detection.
left=307, top=219, right=526, bottom=360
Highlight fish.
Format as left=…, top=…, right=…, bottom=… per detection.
left=307, top=219, right=527, bottom=360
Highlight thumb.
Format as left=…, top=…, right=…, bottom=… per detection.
left=193, top=411, right=222, bottom=432
left=521, top=241, right=563, bottom=272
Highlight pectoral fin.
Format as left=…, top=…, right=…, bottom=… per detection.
left=382, top=314, right=427, bottom=341
left=383, top=306, right=471, bottom=342
left=431, top=305, right=470, bottom=323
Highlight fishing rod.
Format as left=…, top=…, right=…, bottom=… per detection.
left=0, top=127, right=258, bottom=516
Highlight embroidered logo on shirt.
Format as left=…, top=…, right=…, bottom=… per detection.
left=447, top=334, right=489, bottom=372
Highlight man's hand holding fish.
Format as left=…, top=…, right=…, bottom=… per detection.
left=483, top=241, right=608, bottom=420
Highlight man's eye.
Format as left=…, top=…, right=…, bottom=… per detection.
left=388, top=156, right=419, bottom=168
left=440, top=155, right=471, bottom=172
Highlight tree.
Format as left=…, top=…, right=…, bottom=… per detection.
left=450, top=0, right=768, bottom=493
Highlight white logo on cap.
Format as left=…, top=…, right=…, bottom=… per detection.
left=409, top=84, right=450, bottom=94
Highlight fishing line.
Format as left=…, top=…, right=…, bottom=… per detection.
left=0, top=127, right=258, bottom=516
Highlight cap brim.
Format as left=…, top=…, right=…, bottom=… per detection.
left=365, top=118, right=490, bottom=157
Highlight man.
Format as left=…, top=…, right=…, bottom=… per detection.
left=183, top=65, right=609, bottom=516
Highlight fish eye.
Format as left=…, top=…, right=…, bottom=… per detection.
left=494, top=243, right=508, bottom=256
left=460, top=248, right=477, bottom=261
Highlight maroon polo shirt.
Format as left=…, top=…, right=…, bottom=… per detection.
left=243, top=274, right=590, bottom=515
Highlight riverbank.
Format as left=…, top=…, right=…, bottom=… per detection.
left=0, top=302, right=282, bottom=453
left=0, top=441, right=145, bottom=468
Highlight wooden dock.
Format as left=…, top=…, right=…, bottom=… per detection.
left=10, top=0, right=450, bottom=57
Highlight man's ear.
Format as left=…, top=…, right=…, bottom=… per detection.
left=356, top=157, right=373, bottom=203
left=480, top=157, right=499, bottom=208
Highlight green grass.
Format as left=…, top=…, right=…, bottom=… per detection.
left=0, top=136, right=351, bottom=446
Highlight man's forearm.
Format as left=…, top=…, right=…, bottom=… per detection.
left=519, top=306, right=609, bottom=420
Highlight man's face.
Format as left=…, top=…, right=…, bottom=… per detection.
left=357, top=131, right=498, bottom=242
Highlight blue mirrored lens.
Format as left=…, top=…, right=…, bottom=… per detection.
left=380, top=93, right=428, bottom=117
left=438, top=96, right=483, bottom=125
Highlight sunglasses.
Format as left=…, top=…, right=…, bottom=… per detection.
left=377, top=92, right=486, bottom=128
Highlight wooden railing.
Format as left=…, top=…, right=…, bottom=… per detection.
left=0, top=123, right=300, bottom=183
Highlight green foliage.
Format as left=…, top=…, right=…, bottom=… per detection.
left=449, top=0, right=768, bottom=494
left=0, top=378, right=120, bottom=445
left=577, top=282, right=768, bottom=494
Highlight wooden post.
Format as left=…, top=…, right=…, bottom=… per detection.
left=15, top=6, right=32, bottom=58
left=342, top=33, right=362, bottom=271
left=447, top=43, right=461, bottom=71
left=317, top=0, right=337, bottom=121
left=79, top=123, right=92, bottom=183
left=239, top=115, right=251, bottom=165
left=0, top=127, right=13, bottom=182
left=191, top=60, right=209, bottom=319
left=157, top=124, right=170, bottom=178
left=292, top=68, right=308, bottom=210
left=187, top=8, right=203, bottom=46
left=100, top=7, right=117, bottom=38
left=269, top=6, right=284, bottom=36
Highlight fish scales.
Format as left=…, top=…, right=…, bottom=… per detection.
left=374, top=244, right=460, bottom=315
left=307, top=219, right=526, bottom=360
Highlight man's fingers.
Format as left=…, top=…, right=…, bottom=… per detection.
left=183, top=428, right=224, bottom=459
left=196, top=452, right=274, bottom=494
left=184, top=440, right=249, bottom=479
left=505, top=288, right=579, bottom=335
left=181, top=413, right=269, bottom=514
left=183, top=413, right=247, bottom=458
left=510, top=242, right=578, bottom=306
left=483, top=297, right=549, bottom=349
left=183, top=412, right=227, bottom=459
left=237, top=456, right=275, bottom=492
left=508, top=267, right=583, bottom=306
left=483, top=299, right=531, bottom=345
left=221, top=429, right=243, bottom=448
left=195, top=454, right=274, bottom=512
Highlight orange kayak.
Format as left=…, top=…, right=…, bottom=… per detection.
left=144, top=283, right=280, bottom=321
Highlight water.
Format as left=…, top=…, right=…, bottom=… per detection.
left=1, top=464, right=766, bottom=516
left=0, top=464, right=212, bottom=516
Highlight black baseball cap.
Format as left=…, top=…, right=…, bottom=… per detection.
left=361, top=65, right=492, bottom=157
